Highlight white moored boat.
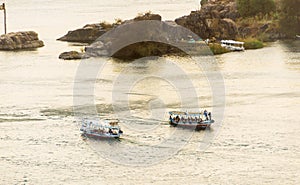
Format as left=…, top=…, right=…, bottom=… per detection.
left=221, top=40, right=245, bottom=51
left=169, top=110, right=214, bottom=130
left=80, top=118, right=123, bottom=139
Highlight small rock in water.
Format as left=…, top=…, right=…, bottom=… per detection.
left=58, top=51, right=85, bottom=60
left=0, top=31, right=44, bottom=50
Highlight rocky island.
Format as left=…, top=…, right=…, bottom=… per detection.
left=57, top=0, right=298, bottom=60
left=0, top=31, right=44, bottom=50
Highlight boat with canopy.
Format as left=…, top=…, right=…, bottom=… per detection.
left=169, top=110, right=214, bottom=130
left=80, top=118, right=123, bottom=139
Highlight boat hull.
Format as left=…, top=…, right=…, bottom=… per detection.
left=82, top=133, right=120, bottom=139
left=169, top=120, right=214, bottom=130
left=81, top=132, right=121, bottom=139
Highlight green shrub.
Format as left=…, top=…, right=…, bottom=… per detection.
left=208, top=43, right=230, bottom=55
left=243, top=38, right=264, bottom=49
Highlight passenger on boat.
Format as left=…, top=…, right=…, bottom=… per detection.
left=208, top=112, right=211, bottom=120
left=199, top=118, right=202, bottom=122
left=175, top=115, right=180, bottom=123
left=204, top=110, right=208, bottom=120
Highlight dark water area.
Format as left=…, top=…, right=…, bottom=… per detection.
left=0, top=0, right=299, bottom=184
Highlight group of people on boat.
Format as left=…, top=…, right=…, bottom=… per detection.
left=90, top=126, right=118, bottom=135
left=81, top=119, right=123, bottom=138
left=169, top=110, right=212, bottom=123
left=203, top=110, right=212, bottom=121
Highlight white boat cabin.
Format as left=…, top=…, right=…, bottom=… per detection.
left=221, top=40, right=245, bottom=51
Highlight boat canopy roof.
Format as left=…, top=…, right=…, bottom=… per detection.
left=221, top=40, right=244, bottom=45
left=169, top=111, right=202, bottom=116
left=83, top=118, right=119, bottom=128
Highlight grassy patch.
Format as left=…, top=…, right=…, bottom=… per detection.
left=242, top=38, right=264, bottom=49
left=208, top=43, right=230, bottom=55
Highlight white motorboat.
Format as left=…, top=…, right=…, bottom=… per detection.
left=221, top=40, right=245, bottom=51
left=80, top=118, right=123, bottom=139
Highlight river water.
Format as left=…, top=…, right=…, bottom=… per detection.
left=0, top=0, right=299, bottom=184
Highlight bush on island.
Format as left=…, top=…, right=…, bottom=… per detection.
left=208, top=43, right=230, bottom=55
left=242, top=38, right=264, bottom=49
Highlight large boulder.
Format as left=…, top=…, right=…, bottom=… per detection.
left=57, top=23, right=108, bottom=43
left=84, top=20, right=209, bottom=60
left=0, top=31, right=44, bottom=50
left=58, top=13, right=162, bottom=44
left=58, top=13, right=210, bottom=60
left=175, top=1, right=239, bottom=40
left=219, top=2, right=240, bottom=20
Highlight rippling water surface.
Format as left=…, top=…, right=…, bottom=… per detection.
left=0, top=1, right=299, bottom=184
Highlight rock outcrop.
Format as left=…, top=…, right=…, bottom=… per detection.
left=58, top=51, right=85, bottom=60
left=0, top=31, right=44, bottom=50
left=57, top=23, right=108, bottom=43
left=175, top=1, right=239, bottom=40
left=57, top=12, right=162, bottom=43
left=84, top=20, right=209, bottom=60
left=237, top=22, right=285, bottom=42
left=204, top=0, right=240, bottom=21
left=58, top=12, right=213, bottom=60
